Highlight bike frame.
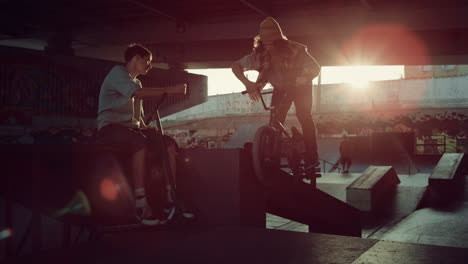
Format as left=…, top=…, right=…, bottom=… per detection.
left=144, top=93, right=178, bottom=205
left=257, top=89, right=293, bottom=142
left=254, top=89, right=304, bottom=174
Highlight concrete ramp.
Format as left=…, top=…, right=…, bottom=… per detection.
left=266, top=170, right=361, bottom=237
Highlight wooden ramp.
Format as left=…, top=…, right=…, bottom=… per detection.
left=346, top=166, right=400, bottom=212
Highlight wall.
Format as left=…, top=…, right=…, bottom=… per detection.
left=0, top=46, right=207, bottom=143
left=319, top=76, right=468, bottom=111
left=163, top=108, right=468, bottom=154
left=404, top=65, right=468, bottom=79
left=165, top=76, right=468, bottom=122
left=163, top=77, right=468, bottom=154
left=163, top=91, right=273, bottom=123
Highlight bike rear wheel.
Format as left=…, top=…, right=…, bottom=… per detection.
left=252, top=125, right=281, bottom=185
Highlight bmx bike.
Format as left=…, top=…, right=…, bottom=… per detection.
left=242, top=88, right=321, bottom=187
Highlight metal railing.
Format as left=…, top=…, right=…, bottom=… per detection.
left=414, top=135, right=446, bottom=155
left=321, top=158, right=342, bottom=173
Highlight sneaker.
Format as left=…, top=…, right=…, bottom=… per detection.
left=141, top=216, right=167, bottom=226
left=163, top=206, right=177, bottom=222
left=136, top=196, right=167, bottom=226
left=302, top=160, right=321, bottom=179
left=304, top=159, right=320, bottom=170
left=305, top=160, right=320, bottom=168
left=181, top=209, right=195, bottom=219
left=137, top=206, right=167, bottom=226
left=162, top=206, right=196, bottom=222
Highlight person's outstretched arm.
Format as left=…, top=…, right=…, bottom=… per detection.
left=134, top=83, right=187, bottom=99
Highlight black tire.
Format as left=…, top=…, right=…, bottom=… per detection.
left=77, top=152, right=136, bottom=226
left=252, top=125, right=281, bottom=185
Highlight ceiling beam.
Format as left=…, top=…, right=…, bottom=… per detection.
left=74, top=27, right=468, bottom=68
left=124, top=0, right=177, bottom=21
left=239, top=0, right=271, bottom=18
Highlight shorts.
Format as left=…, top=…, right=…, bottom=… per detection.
left=97, top=124, right=149, bottom=153
left=97, top=124, right=179, bottom=153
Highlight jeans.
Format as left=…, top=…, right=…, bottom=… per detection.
left=270, top=86, right=318, bottom=163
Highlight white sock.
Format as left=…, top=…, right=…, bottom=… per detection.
left=135, top=188, right=147, bottom=209
left=166, top=185, right=174, bottom=203
left=135, top=187, right=145, bottom=198
left=136, top=196, right=148, bottom=209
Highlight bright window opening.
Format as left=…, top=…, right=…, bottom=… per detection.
left=188, top=66, right=405, bottom=96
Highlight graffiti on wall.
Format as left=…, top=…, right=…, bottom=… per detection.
left=222, top=93, right=269, bottom=114
left=2, top=107, right=466, bottom=155
left=165, top=128, right=236, bottom=149
left=315, top=109, right=468, bottom=154
left=0, top=62, right=103, bottom=126
left=163, top=109, right=468, bottom=154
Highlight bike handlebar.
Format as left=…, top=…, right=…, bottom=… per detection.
left=144, top=93, right=168, bottom=125
left=241, top=90, right=274, bottom=95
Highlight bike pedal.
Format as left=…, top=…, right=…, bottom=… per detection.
left=301, top=168, right=321, bottom=178
left=303, top=165, right=320, bottom=173
left=302, top=172, right=320, bottom=179
left=302, top=173, right=321, bottom=182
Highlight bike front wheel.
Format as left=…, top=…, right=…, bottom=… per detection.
left=252, top=125, right=281, bottom=185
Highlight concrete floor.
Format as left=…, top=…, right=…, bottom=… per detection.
left=7, top=226, right=468, bottom=264
left=266, top=170, right=468, bottom=250
left=377, top=175, right=468, bottom=248
left=5, top=161, right=468, bottom=263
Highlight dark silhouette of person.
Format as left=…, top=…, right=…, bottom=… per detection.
left=339, top=135, right=352, bottom=173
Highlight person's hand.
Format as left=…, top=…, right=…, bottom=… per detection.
left=245, top=81, right=261, bottom=101
left=167, top=83, right=187, bottom=95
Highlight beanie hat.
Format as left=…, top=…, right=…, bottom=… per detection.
left=259, top=17, right=287, bottom=42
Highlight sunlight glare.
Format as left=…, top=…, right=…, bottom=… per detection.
left=351, top=79, right=369, bottom=90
